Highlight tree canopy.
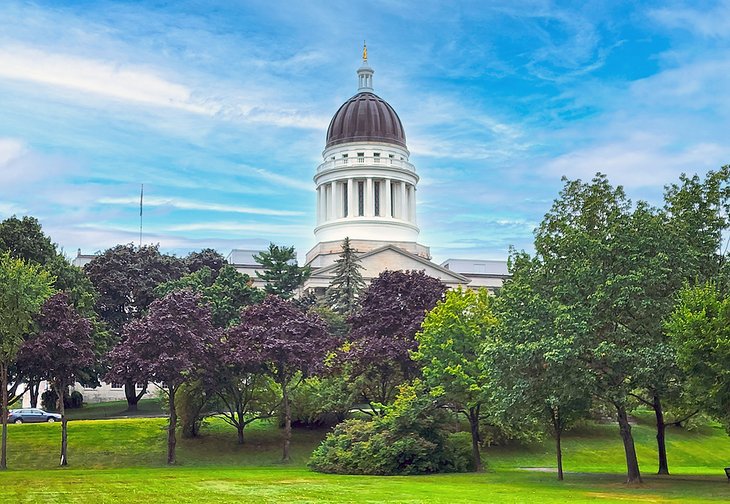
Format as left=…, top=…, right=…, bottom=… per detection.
left=106, top=290, right=217, bottom=464
left=345, top=270, right=446, bottom=407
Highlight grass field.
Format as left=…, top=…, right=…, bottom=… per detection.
left=0, top=408, right=728, bottom=503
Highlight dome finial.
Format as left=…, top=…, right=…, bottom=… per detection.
left=357, top=43, right=374, bottom=91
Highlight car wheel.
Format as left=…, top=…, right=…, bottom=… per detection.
left=14, top=419, right=22, bottom=424
left=47, top=417, right=55, bottom=423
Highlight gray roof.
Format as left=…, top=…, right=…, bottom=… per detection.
left=440, top=258, right=510, bottom=276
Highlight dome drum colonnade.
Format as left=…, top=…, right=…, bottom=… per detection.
left=313, top=50, right=420, bottom=246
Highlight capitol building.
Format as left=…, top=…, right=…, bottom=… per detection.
left=227, top=49, right=508, bottom=294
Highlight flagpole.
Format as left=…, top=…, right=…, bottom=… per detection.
left=139, top=184, right=144, bottom=248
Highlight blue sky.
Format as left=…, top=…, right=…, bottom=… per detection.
left=0, top=1, right=728, bottom=263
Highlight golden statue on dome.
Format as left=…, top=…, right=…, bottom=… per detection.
left=363, top=41, right=367, bottom=61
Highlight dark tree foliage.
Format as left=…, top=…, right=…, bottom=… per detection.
left=84, top=244, right=186, bottom=410
left=19, top=293, right=94, bottom=466
left=105, top=290, right=216, bottom=464
left=185, top=248, right=227, bottom=278
left=345, top=270, right=446, bottom=408
left=325, top=237, right=365, bottom=316
left=228, top=295, right=333, bottom=461
left=0, top=216, right=56, bottom=266
left=157, top=265, right=263, bottom=328
left=254, top=243, right=310, bottom=299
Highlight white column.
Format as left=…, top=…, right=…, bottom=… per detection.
left=365, top=178, right=374, bottom=217
left=331, top=181, right=339, bottom=219
left=409, top=185, right=417, bottom=223
left=384, top=178, right=392, bottom=218
left=347, top=178, right=355, bottom=218
left=400, top=182, right=407, bottom=221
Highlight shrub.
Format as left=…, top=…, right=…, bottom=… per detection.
left=176, top=380, right=211, bottom=438
left=69, top=390, right=84, bottom=409
left=41, top=389, right=57, bottom=411
left=309, top=380, right=470, bottom=475
left=41, top=389, right=84, bottom=411
left=285, top=376, right=351, bottom=427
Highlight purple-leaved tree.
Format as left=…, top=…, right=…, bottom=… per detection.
left=19, top=293, right=94, bottom=466
left=105, top=290, right=216, bottom=465
left=345, top=270, right=446, bottom=410
left=228, top=295, right=333, bottom=461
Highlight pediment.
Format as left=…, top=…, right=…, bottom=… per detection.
left=311, top=244, right=470, bottom=286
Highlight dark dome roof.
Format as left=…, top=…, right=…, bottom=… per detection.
left=326, top=92, right=406, bottom=149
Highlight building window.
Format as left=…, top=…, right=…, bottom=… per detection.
left=342, top=153, right=348, bottom=164
left=389, top=154, right=394, bottom=165
left=374, top=181, right=380, bottom=216
left=358, top=181, right=364, bottom=216
left=374, top=152, right=380, bottom=163
left=357, top=152, right=365, bottom=163
left=342, top=182, right=348, bottom=217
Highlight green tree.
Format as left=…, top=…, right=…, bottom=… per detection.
left=325, top=237, right=365, bottom=315
left=157, top=264, right=263, bottom=328
left=0, top=216, right=56, bottom=266
left=254, top=243, right=310, bottom=299
left=414, top=287, right=497, bottom=472
left=665, top=283, right=730, bottom=432
left=490, top=251, right=592, bottom=480
left=0, top=251, right=54, bottom=470
left=533, top=174, right=652, bottom=483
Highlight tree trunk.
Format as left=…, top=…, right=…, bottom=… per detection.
left=57, top=383, right=68, bottom=466
left=167, top=386, right=177, bottom=465
left=468, top=406, right=483, bottom=472
left=551, top=406, right=564, bottom=481
left=282, top=378, right=291, bottom=462
left=29, top=380, right=40, bottom=408
left=653, top=395, right=669, bottom=475
left=615, top=402, right=642, bottom=484
left=237, top=424, right=245, bottom=445
left=1, top=363, right=8, bottom=470
left=125, top=379, right=139, bottom=412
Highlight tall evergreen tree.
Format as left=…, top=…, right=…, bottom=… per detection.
left=254, top=243, right=310, bottom=299
left=325, top=237, right=365, bottom=315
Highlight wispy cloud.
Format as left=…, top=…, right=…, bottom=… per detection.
left=650, top=1, right=730, bottom=38
left=167, top=221, right=311, bottom=237
left=0, top=45, right=215, bottom=114
left=99, top=196, right=304, bottom=216
left=245, top=167, right=313, bottom=192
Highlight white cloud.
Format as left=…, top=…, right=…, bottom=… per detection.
left=245, top=166, right=313, bottom=192
left=98, top=196, right=304, bottom=216
left=650, top=1, right=730, bottom=38
left=543, top=134, right=729, bottom=188
left=166, top=221, right=311, bottom=237
left=0, top=138, right=26, bottom=166
left=0, top=45, right=217, bottom=115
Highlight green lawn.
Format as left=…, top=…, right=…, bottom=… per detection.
left=0, top=411, right=728, bottom=503
left=64, top=398, right=165, bottom=420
